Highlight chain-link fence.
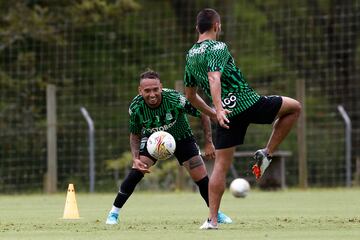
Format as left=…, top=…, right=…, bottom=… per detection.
left=0, top=0, right=359, bottom=192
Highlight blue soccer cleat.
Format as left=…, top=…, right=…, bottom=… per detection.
left=106, top=212, right=119, bottom=225
left=217, top=211, right=233, bottom=224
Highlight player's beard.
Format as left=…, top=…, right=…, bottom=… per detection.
left=216, top=24, right=222, bottom=40
left=216, top=28, right=222, bottom=40
left=148, top=97, right=158, bottom=106
left=147, top=95, right=161, bottom=108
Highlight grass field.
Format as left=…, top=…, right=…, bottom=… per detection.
left=1, top=189, right=360, bottom=240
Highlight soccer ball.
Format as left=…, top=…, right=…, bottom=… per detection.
left=147, top=131, right=176, bottom=161
left=230, top=178, right=250, bottom=198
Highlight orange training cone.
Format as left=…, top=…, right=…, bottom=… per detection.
left=63, top=183, right=80, bottom=219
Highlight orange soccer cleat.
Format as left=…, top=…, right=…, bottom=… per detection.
left=252, top=149, right=272, bottom=180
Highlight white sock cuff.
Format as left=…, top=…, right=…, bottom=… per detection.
left=110, top=206, right=120, bottom=214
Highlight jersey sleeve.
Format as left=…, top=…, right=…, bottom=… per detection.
left=128, top=103, right=142, bottom=135
left=178, top=92, right=201, bottom=118
left=184, top=61, right=197, bottom=87
left=207, top=42, right=229, bottom=73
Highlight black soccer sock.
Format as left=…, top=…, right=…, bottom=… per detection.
left=113, top=168, right=144, bottom=208
left=195, top=176, right=209, bottom=207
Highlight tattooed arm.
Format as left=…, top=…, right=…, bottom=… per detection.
left=129, top=133, right=149, bottom=173
left=200, top=113, right=216, bottom=160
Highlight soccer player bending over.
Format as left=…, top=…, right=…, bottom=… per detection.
left=183, top=8, right=301, bottom=229
left=106, top=70, right=231, bottom=225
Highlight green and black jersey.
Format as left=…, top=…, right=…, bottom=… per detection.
left=128, top=88, right=200, bottom=141
left=184, top=39, right=260, bottom=118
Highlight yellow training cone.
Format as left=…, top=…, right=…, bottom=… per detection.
left=63, top=183, right=80, bottom=219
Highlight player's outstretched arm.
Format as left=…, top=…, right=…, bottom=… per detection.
left=129, top=133, right=150, bottom=173
left=129, top=133, right=141, bottom=159
left=208, top=71, right=231, bottom=129
left=200, top=113, right=215, bottom=160
left=185, top=86, right=217, bottom=122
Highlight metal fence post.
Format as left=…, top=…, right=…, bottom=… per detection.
left=46, top=84, right=57, bottom=193
left=337, top=105, right=352, bottom=187
left=296, top=79, right=308, bottom=188
left=80, top=107, right=95, bottom=192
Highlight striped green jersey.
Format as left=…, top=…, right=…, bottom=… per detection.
left=128, top=88, right=200, bottom=140
left=184, top=40, right=260, bottom=118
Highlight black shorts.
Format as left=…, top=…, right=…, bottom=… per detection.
left=215, top=95, right=283, bottom=149
left=139, top=135, right=201, bottom=165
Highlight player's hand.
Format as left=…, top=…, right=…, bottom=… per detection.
left=133, top=158, right=150, bottom=174
left=203, top=142, right=216, bottom=160
left=216, top=109, right=231, bottom=129
left=209, top=111, right=218, bottom=123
